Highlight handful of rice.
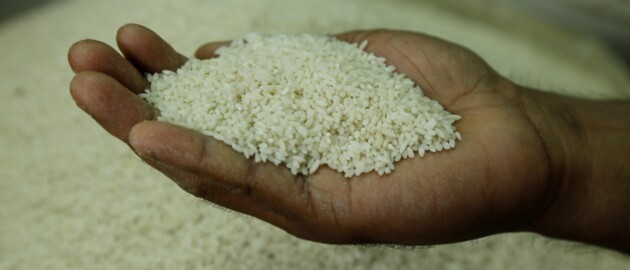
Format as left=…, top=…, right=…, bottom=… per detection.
left=141, top=33, right=461, bottom=177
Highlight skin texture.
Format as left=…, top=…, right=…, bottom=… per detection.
left=520, top=90, right=630, bottom=254
left=68, top=24, right=629, bottom=253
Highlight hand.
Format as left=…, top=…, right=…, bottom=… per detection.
left=67, top=24, right=570, bottom=245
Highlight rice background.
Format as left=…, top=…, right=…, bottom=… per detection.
left=1, top=0, right=629, bottom=269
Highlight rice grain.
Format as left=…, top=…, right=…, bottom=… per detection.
left=141, top=33, right=461, bottom=177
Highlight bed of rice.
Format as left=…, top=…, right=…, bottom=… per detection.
left=141, top=33, right=461, bottom=177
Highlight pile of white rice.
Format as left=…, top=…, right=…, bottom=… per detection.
left=141, top=33, right=461, bottom=177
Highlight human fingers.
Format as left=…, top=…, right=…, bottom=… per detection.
left=68, top=39, right=149, bottom=94
left=116, top=23, right=187, bottom=73
left=127, top=121, right=355, bottom=241
left=195, top=41, right=231, bottom=59
left=139, top=155, right=325, bottom=242
left=70, top=71, right=154, bottom=142
left=128, top=121, right=306, bottom=209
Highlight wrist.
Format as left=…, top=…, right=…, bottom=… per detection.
left=519, top=87, right=630, bottom=253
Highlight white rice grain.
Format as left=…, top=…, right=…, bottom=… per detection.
left=141, top=33, right=461, bottom=177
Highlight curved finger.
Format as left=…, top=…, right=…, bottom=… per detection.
left=116, top=23, right=187, bottom=73
left=194, top=41, right=231, bottom=59
left=70, top=71, right=154, bottom=142
left=129, top=121, right=251, bottom=183
left=68, top=39, right=149, bottom=94
left=140, top=156, right=326, bottom=242
left=128, top=121, right=322, bottom=220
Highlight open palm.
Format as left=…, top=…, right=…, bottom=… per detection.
left=69, top=24, right=552, bottom=245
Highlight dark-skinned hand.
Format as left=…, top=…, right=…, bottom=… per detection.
left=68, top=24, right=630, bottom=253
